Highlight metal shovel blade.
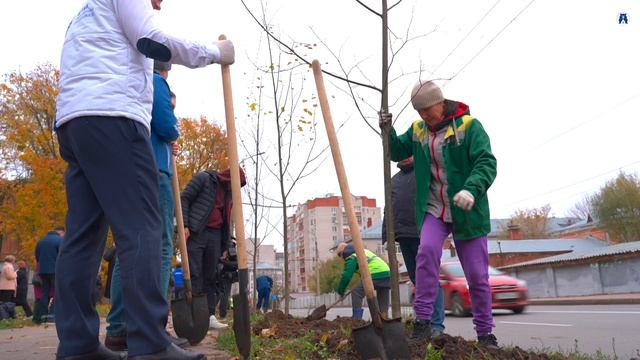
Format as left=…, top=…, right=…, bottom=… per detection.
left=352, top=317, right=410, bottom=360
left=232, top=269, right=251, bottom=359
left=170, top=293, right=209, bottom=345
left=306, top=304, right=327, bottom=321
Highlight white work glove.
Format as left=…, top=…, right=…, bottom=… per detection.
left=453, top=190, right=474, bottom=211
left=213, top=40, right=235, bottom=65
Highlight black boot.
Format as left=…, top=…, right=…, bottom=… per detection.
left=411, top=320, right=432, bottom=340
left=56, top=344, right=125, bottom=360
left=128, top=343, right=206, bottom=360
left=477, top=333, right=499, bottom=349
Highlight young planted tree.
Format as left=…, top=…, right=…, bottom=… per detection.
left=239, top=5, right=332, bottom=314
left=592, top=172, right=640, bottom=242
left=240, top=0, right=431, bottom=318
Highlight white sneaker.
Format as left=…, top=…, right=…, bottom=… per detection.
left=209, top=315, right=228, bottom=329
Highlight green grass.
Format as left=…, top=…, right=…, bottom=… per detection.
left=0, top=307, right=37, bottom=330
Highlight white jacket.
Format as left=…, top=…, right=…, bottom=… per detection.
left=56, top=0, right=222, bottom=130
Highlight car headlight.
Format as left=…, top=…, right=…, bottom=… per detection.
left=517, top=280, right=527, bottom=287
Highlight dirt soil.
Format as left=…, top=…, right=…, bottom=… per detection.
left=254, top=310, right=569, bottom=360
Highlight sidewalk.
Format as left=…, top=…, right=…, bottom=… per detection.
left=0, top=320, right=232, bottom=360
left=528, top=292, right=640, bottom=305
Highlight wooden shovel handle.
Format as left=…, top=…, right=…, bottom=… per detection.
left=171, top=153, right=193, bottom=300
left=311, top=60, right=378, bottom=303
left=219, top=34, right=248, bottom=271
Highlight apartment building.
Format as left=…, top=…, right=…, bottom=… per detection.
left=287, top=194, right=381, bottom=292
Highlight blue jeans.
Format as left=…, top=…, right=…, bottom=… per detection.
left=398, top=237, right=445, bottom=332
left=107, top=172, right=175, bottom=337
left=256, top=288, right=271, bottom=311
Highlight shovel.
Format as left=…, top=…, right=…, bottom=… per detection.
left=219, top=34, right=251, bottom=360
left=312, top=60, right=410, bottom=360
left=306, top=290, right=352, bottom=321
left=170, top=153, right=210, bottom=345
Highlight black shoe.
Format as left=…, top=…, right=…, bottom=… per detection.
left=128, top=343, right=207, bottom=360
left=410, top=320, right=432, bottom=340
left=477, top=333, right=499, bottom=349
left=431, top=329, right=445, bottom=338
left=104, top=335, right=127, bottom=351
left=56, top=344, right=125, bottom=360
left=167, top=332, right=189, bottom=349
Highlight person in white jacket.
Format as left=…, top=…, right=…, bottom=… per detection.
left=53, top=1, right=233, bottom=360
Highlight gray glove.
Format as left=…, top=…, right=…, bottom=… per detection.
left=379, top=112, right=392, bottom=129
left=213, top=40, right=235, bottom=65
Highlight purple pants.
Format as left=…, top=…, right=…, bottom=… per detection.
left=414, top=214, right=494, bottom=336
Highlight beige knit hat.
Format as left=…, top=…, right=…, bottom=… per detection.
left=411, top=80, right=444, bottom=110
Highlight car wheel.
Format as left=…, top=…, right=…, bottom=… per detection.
left=512, top=306, right=526, bottom=314
left=451, top=293, right=469, bottom=317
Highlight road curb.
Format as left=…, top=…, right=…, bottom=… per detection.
left=529, top=297, right=640, bottom=305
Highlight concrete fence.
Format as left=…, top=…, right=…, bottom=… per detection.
left=506, top=257, right=640, bottom=298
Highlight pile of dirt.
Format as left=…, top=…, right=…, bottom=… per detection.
left=410, top=335, right=555, bottom=360
left=254, top=311, right=568, bottom=359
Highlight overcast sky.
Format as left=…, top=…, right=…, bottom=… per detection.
left=1, top=0, right=639, bottom=250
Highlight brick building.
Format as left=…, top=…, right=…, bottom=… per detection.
left=287, top=194, right=381, bottom=292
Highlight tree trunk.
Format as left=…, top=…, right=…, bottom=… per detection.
left=381, top=0, right=402, bottom=319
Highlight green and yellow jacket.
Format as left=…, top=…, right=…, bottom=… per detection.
left=337, top=248, right=390, bottom=296
left=389, top=100, right=497, bottom=240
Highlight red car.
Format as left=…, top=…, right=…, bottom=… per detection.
left=440, top=261, right=528, bottom=316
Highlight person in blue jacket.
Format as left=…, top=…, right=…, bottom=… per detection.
left=105, top=60, right=186, bottom=351
left=255, top=275, right=273, bottom=313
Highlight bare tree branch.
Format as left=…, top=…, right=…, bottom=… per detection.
left=355, top=0, right=381, bottom=17
left=240, top=0, right=382, bottom=95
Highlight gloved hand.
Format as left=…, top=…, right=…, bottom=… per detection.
left=453, top=190, right=474, bottom=211
left=378, top=112, right=392, bottom=129
left=213, top=40, right=235, bottom=65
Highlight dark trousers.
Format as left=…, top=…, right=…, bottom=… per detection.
left=187, top=228, right=221, bottom=315
left=256, top=288, right=271, bottom=311
left=55, top=117, right=170, bottom=357
left=15, top=294, right=33, bottom=317
left=217, top=276, right=232, bottom=318
left=398, top=238, right=419, bottom=284
left=0, top=290, right=14, bottom=302
left=39, top=274, right=55, bottom=317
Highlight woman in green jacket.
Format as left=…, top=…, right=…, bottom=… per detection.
left=379, top=80, right=498, bottom=348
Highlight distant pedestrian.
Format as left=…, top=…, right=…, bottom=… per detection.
left=380, top=79, right=498, bottom=348
left=0, top=255, right=18, bottom=303
left=336, top=243, right=391, bottom=320
left=173, top=263, right=185, bottom=300
left=14, top=260, right=33, bottom=317
left=255, top=274, right=273, bottom=313
left=35, top=227, right=63, bottom=322
left=381, top=156, right=446, bottom=336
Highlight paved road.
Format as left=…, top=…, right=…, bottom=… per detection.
left=291, top=304, right=640, bottom=358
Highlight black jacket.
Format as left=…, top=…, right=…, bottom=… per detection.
left=381, top=162, right=419, bottom=244
left=15, top=268, right=29, bottom=301
left=181, top=171, right=231, bottom=252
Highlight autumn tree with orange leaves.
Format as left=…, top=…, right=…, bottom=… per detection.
left=0, top=64, right=229, bottom=263
left=0, top=63, right=67, bottom=263
left=175, top=116, right=229, bottom=185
